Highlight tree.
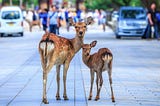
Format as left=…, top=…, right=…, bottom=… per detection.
left=85, top=0, right=142, bottom=10
left=141, top=0, right=160, bottom=9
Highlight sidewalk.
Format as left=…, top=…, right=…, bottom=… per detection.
left=0, top=26, right=160, bottom=106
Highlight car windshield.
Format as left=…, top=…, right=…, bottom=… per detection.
left=2, top=11, right=20, bottom=19
left=121, top=9, right=146, bottom=20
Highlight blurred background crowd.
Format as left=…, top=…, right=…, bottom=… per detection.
left=0, top=0, right=160, bottom=39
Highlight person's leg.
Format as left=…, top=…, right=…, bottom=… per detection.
left=57, top=26, right=59, bottom=35
left=146, top=24, right=151, bottom=39
left=43, top=24, right=47, bottom=33
left=52, top=24, right=57, bottom=35
left=154, top=24, right=159, bottom=39
left=66, top=21, right=69, bottom=32
left=158, top=23, right=160, bottom=39
left=49, top=25, right=54, bottom=33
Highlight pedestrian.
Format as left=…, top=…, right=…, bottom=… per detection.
left=47, top=5, right=59, bottom=34
left=76, top=9, right=82, bottom=22
left=39, top=9, right=48, bottom=33
left=146, top=2, right=160, bottom=40
left=156, top=10, right=160, bottom=37
left=65, top=8, right=70, bottom=32
left=57, top=8, right=63, bottom=35
left=98, top=9, right=106, bottom=32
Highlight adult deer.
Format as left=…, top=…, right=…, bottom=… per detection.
left=82, top=41, right=115, bottom=102
left=38, top=17, right=94, bottom=104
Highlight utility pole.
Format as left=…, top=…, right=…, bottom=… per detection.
left=47, top=0, right=50, bottom=10
left=20, top=0, right=23, bottom=8
left=10, top=0, right=12, bottom=6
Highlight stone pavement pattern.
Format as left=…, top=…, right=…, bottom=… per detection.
left=0, top=26, right=160, bottom=106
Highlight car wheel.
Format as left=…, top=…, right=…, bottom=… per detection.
left=8, top=34, right=13, bottom=37
left=0, top=33, right=4, bottom=37
left=142, top=32, right=147, bottom=39
left=116, top=35, right=121, bottom=39
left=141, top=36, right=146, bottom=39
left=20, top=32, right=23, bottom=36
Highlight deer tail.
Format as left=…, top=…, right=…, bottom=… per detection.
left=102, top=52, right=113, bottom=63
left=39, top=34, right=55, bottom=60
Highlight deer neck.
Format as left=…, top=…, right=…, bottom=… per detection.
left=71, top=36, right=84, bottom=53
left=82, top=53, right=91, bottom=67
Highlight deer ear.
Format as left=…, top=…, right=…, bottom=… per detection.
left=90, top=40, right=97, bottom=47
left=68, top=17, right=75, bottom=26
left=86, top=16, right=94, bottom=25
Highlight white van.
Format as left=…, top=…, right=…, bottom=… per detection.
left=0, top=6, right=23, bottom=36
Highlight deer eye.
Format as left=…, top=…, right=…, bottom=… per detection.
left=84, top=26, right=86, bottom=28
left=75, top=26, right=77, bottom=29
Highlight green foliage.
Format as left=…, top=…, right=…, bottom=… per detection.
left=85, top=0, right=111, bottom=10
left=2, top=0, right=38, bottom=7
left=85, top=0, right=142, bottom=10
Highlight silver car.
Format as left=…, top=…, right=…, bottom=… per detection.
left=115, top=6, right=148, bottom=39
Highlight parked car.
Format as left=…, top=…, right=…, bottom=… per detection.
left=0, top=6, right=23, bottom=37
left=115, top=6, right=148, bottom=39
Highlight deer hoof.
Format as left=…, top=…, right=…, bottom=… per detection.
left=112, top=97, right=115, bottom=102
left=56, top=95, right=61, bottom=100
left=63, top=95, right=69, bottom=100
left=88, top=96, right=92, bottom=100
left=42, top=98, right=49, bottom=104
left=95, top=96, right=100, bottom=101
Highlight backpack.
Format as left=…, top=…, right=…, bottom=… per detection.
left=156, top=12, right=160, bottom=22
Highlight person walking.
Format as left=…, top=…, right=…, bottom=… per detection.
left=146, top=2, right=160, bottom=40
left=98, top=9, right=106, bottom=32
left=47, top=5, right=59, bottom=34
left=156, top=10, right=160, bottom=37
left=39, top=9, right=48, bottom=33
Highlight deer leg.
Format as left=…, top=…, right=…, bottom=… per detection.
left=108, top=69, right=115, bottom=102
left=63, top=63, right=70, bottom=100
left=30, top=24, right=32, bottom=32
left=42, top=71, right=49, bottom=104
left=95, top=72, right=100, bottom=101
left=95, top=72, right=103, bottom=101
left=39, top=50, right=49, bottom=104
left=88, top=70, right=94, bottom=100
left=56, top=65, right=61, bottom=100
left=42, top=59, right=55, bottom=103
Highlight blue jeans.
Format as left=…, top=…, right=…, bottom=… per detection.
left=146, top=24, right=159, bottom=39
left=49, top=24, right=57, bottom=34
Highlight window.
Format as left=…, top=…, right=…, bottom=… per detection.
left=2, top=11, right=20, bottom=19
left=121, top=9, right=146, bottom=20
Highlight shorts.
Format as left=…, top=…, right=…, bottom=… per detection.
left=42, top=24, right=47, bottom=31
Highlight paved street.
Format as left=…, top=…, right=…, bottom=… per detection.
left=0, top=26, right=160, bottom=106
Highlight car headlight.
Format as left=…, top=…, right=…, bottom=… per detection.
left=140, top=21, right=147, bottom=27
left=118, top=21, right=127, bottom=27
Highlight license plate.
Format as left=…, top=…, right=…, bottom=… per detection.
left=8, top=23, right=14, bottom=26
left=130, top=31, right=136, bottom=34
left=7, top=22, right=15, bottom=26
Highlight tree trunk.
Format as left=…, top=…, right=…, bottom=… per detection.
left=10, top=0, right=12, bottom=6
left=76, top=0, right=84, bottom=11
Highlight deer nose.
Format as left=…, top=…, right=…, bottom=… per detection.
left=86, top=53, right=89, bottom=56
left=79, top=31, right=83, bottom=35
